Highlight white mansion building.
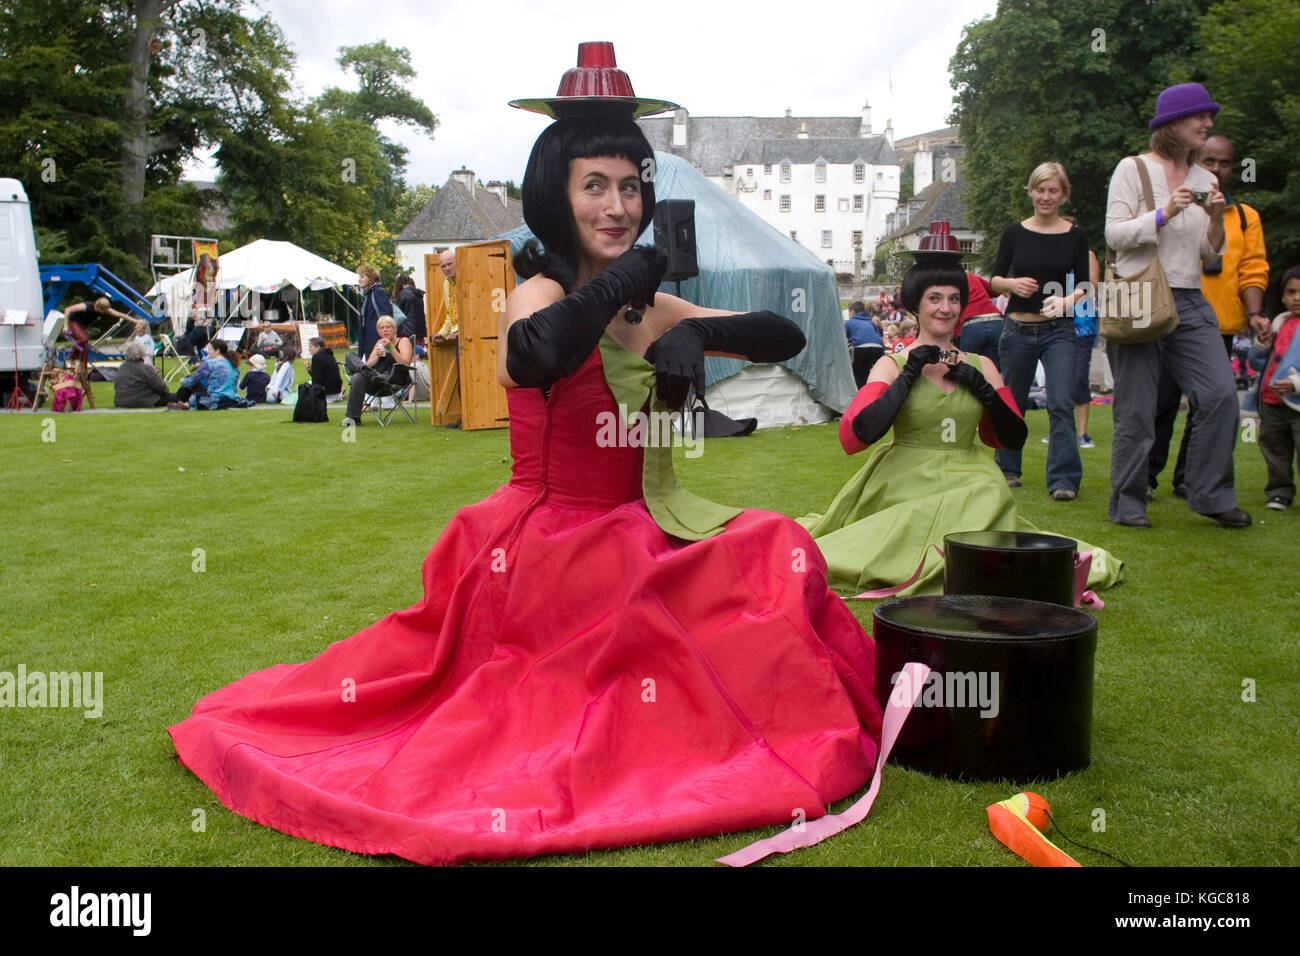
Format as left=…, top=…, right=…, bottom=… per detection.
left=639, top=104, right=899, bottom=275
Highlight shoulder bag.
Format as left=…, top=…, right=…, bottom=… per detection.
left=1101, top=156, right=1178, bottom=344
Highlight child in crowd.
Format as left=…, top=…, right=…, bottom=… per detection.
left=51, top=369, right=83, bottom=412
left=882, top=322, right=901, bottom=353
left=265, top=346, right=296, bottom=403
left=240, top=354, right=271, bottom=403
left=1251, top=265, right=1300, bottom=510
left=896, top=318, right=918, bottom=351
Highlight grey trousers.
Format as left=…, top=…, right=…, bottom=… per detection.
left=1109, top=289, right=1239, bottom=522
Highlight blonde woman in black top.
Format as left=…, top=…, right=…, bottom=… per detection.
left=990, top=161, right=1090, bottom=500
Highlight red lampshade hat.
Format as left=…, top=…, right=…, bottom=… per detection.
left=906, top=220, right=964, bottom=263
left=509, top=41, right=679, bottom=119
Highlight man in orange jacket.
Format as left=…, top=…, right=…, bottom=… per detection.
left=1148, top=135, right=1270, bottom=498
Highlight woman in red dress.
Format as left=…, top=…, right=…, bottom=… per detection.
left=168, top=43, right=882, bottom=865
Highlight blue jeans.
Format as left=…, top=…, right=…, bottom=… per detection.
left=995, top=316, right=1082, bottom=493
left=957, top=316, right=1002, bottom=369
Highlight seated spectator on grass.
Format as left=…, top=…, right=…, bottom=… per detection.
left=254, top=326, right=283, bottom=359
left=341, top=316, right=414, bottom=427
left=115, top=340, right=177, bottom=408
left=306, top=336, right=344, bottom=402
left=175, top=317, right=211, bottom=359
left=51, top=369, right=83, bottom=412
left=170, top=339, right=241, bottom=410
left=241, top=354, right=271, bottom=403
left=265, top=346, right=296, bottom=403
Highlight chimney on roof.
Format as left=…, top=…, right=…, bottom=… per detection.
left=884, top=119, right=894, bottom=146
left=784, top=107, right=792, bottom=119
left=485, top=180, right=508, bottom=206
left=914, top=141, right=933, bottom=194
left=797, top=121, right=809, bottom=140
left=452, top=167, right=475, bottom=195
left=860, top=99, right=871, bottom=137
left=672, top=107, right=688, bottom=147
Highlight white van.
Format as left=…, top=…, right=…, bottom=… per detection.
left=0, top=178, right=49, bottom=372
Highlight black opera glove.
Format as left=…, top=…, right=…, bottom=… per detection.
left=849, top=344, right=943, bottom=447
left=505, top=245, right=666, bottom=388
left=644, top=311, right=806, bottom=410
left=944, top=360, right=1028, bottom=450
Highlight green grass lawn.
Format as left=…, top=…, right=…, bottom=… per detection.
left=0, top=397, right=1295, bottom=867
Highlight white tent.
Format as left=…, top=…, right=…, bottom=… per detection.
left=147, top=239, right=359, bottom=333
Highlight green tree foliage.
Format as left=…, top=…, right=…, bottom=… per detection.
left=316, top=42, right=438, bottom=223
left=0, top=1, right=145, bottom=279
left=898, top=160, right=914, bottom=204
left=950, top=0, right=1210, bottom=269
left=390, top=183, right=438, bottom=235
left=1200, top=0, right=1300, bottom=289
left=217, top=106, right=388, bottom=270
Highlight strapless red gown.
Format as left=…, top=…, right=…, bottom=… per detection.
left=168, top=348, right=882, bottom=864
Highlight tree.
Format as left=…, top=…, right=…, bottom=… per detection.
left=390, top=183, right=438, bottom=236
left=0, top=0, right=296, bottom=284
left=217, top=106, right=389, bottom=270
left=1199, top=0, right=1300, bottom=292
left=950, top=0, right=1211, bottom=269
left=315, top=42, right=437, bottom=222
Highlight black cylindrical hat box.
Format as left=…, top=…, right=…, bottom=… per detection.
left=873, top=594, right=1096, bottom=782
left=943, top=530, right=1077, bottom=607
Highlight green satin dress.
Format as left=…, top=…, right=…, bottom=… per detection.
left=799, top=352, right=1123, bottom=595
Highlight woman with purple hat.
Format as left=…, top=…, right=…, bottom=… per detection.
left=1104, top=82, right=1249, bottom=529
left=169, top=42, right=884, bottom=866
left=800, top=222, right=1122, bottom=597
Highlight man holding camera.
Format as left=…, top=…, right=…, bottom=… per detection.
left=1147, top=135, right=1270, bottom=499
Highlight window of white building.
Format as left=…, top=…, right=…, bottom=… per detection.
left=763, top=189, right=771, bottom=200
left=779, top=195, right=791, bottom=212
left=815, top=161, right=826, bottom=183
left=814, top=195, right=825, bottom=212
left=764, top=164, right=772, bottom=175
left=853, top=194, right=864, bottom=212
left=821, top=230, right=833, bottom=248
left=852, top=230, right=863, bottom=247
left=838, top=198, right=849, bottom=212
left=780, top=163, right=791, bottom=183
left=853, top=162, right=865, bottom=183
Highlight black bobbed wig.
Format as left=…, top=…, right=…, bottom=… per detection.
left=515, top=116, right=656, bottom=292
left=900, top=260, right=970, bottom=314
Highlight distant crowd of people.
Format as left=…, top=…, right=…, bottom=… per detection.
left=841, top=85, right=1299, bottom=525
left=55, top=259, right=457, bottom=421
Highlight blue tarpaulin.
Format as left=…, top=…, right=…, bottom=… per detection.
left=498, top=151, right=856, bottom=413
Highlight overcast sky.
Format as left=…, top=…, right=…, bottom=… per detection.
left=191, top=0, right=1000, bottom=186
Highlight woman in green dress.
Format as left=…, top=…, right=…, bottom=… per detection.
left=801, top=224, right=1123, bottom=596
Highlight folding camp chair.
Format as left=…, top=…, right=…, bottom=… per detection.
left=361, top=363, right=417, bottom=426
left=157, top=334, right=192, bottom=384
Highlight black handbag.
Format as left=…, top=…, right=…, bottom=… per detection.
left=292, top=383, right=328, bottom=422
